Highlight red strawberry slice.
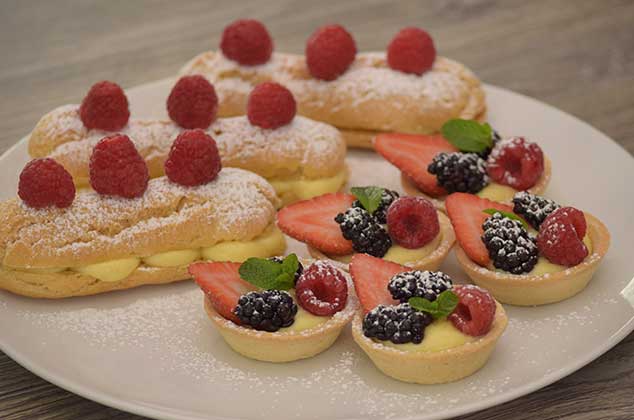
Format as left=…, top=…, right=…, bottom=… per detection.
left=189, top=261, right=256, bottom=324
left=445, top=193, right=514, bottom=266
left=374, top=133, right=457, bottom=197
left=277, top=193, right=355, bottom=255
left=349, top=253, right=404, bottom=313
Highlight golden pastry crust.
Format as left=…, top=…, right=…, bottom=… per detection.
left=307, top=211, right=456, bottom=271
left=351, top=300, right=507, bottom=384
left=28, top=106, right=346, bottom=185
left=454, top=212, right=610, bottom=306
left=401, top=156, right=553, bottom=211
left=0, top=168, right=279, bottom=269
left=180, top=51, right=486, bottom=139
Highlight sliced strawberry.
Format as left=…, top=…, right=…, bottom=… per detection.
left=188, top=261, right=256, bottom=324
left=374, top=133, right=457, bottom=197
left=445, top=193, right=514, bottom=266
left=349, top=254, right=404, bottom=313
left=276, top=193, right=355, bottom=255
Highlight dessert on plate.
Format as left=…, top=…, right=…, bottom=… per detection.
left=276, top=186, right=455, bottom=270
left=180, top=19, right=486, bottom=148
left=349, top=253, right=507, bottom=384
left=445, top=191, right=610, bottom=305
left=0, top=130, right=285, bottom=298
left=375, top=119, right=551, bottom=210
left=189, top=255, right=358, bottom=362
left=28, top=78, right=347, bottom=205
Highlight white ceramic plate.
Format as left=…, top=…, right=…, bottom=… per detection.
left=1, top=79, right=633, bottom=420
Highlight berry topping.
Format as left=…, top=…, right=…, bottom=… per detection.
left=167, top=75, right=218, bottom=129
left=349, top=253, right=403, bottom=313
left=89, top=134, right=149, bottom=198
left=536, top=207, right=588, bottom=266
left=247, top=82, right=296, bottom=129
left=478, top=131, right=502, bottom=160
left=18, top=158, right=75, bottom=209
left=388, top=270, right=453, bottom=303
left=79, top=81, right=130, bottom=131
left=189, top=261, right=256, bottom=324
left=269, top=256, right=304, bottom=284
left=482, top=213, right=539, bottom=274
left=363, top=303, right=433, bottom=344
left=387, top=27, right=436, bottom=75
left=334, top=207, right=392, bottom=257
left=233, top=290, right=297, bottom=332
left=427, top=152, right=489, bottom=194
left=164, top=129, right=222, bottom=187
left=277, top=193, right=355, bottom=255
left=386, top=196, right=440, bottom=249
left=374, top=133, right=458, bottom=197
left=220, top=19, right=273, bottom=66
left=296, top=261, right=348, bottom=316
left=512, top=191, right=560, bottom=230
left=445, top=193, right=514, bottom=266
left=351, top=188, right=399, bottom=224
left=487, top=137, right=544, bottom=191
left=448, top=285, right=496, bottom=337
left=305, top=24, right=357, bottom=81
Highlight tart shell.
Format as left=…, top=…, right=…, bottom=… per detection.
left=454, top=212, right=610, bottom=306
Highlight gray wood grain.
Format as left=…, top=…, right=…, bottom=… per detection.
left=0, top=0, right=632, bottom=419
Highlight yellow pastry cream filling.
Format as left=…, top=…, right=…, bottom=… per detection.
left=268, top=168, right=347, bottom=206
left=381, top=319, right=475, bottom=352
left=13, top=225, right=286, bottom=283
left=280, top=301, right=329, bottom=333
left=476, top=183, right=517, bottom=202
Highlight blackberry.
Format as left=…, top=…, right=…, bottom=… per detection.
left=478, top=130, right=502, bottom=159
left=352, top=188, right=399, bottom=224
left=512, top=191, right=560, bottom=230
left=269, top=256, right=304, bottom=284
left=233, top=290, right=298, bottom=332
left=481, top=212, right=539, bottom=274
left=362, top=304, right=433, bottom=344
left=427, top=152, right=489, bottom=194
left=334, top=207, right=392, bottom=257
left=388, top=270, right=453, bottom=303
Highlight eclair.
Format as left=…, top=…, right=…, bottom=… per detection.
left=180, top=21, right=486, bottom=149
left=0, top=131, right=285, bottom=299
left=28, top=79, right=347, bottom=206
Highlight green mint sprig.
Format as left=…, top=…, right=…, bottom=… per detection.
left=408, top=290, right=459, bottom=319
left=441, top=119, right=493, bottom=153
left=351, top=186, right=385, bottom=215
left=483, top=209, right=529, bottom=229
left=238, top=254, right=299, bottom=291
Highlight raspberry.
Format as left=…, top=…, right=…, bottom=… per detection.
left=305, top=24, right=357, bottom=81
left=167, top=75, right=218, bottom=129
left=79, top=81, right=130, bottom=131
left=487, top=137, right=544, bottom=191
left=18, top=158, right=75, bottom=209
left=448, top=285, right=496, bottom=337
left=387, top=27, right=436, bottom=75
left=386, top=196, right=439, bottom=249
left=296, top=261, right=348, bottom=316
left=220, top=19, right=273, bottom=66
left=247, top=82, right=296, bottom=129
left=536, top=207, right=588, bottom=266
left=89, top=134, right=149, bottom=198
left=164, top=129, right=222, bottom=187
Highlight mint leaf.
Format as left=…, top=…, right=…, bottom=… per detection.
left=483, top=209, right=528, bottom=229
left=441, top=119, right=493, bottom=152
left=238, top=254, right=299, bottom=291
left=409, top=290, right=459, bottom=319
left=351, top=186, right=385, bottom=215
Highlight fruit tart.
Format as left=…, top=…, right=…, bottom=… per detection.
left=180, top=20, right=486, bottom=148
left=28, top=79, right=347, bottom=205
left=349, top=254, right=507, bottom=384
left=276, top=186, right=455, bottom=270
left=0, top=130, right=285, bottom=298
left=445, top=192, right=610, bottom=305
left=189, top=255, right=358, bottom=362
left=375, top=119, right=551, bottom=210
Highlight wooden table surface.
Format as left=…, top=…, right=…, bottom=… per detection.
left=0, top=0, right=633, bottom=419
